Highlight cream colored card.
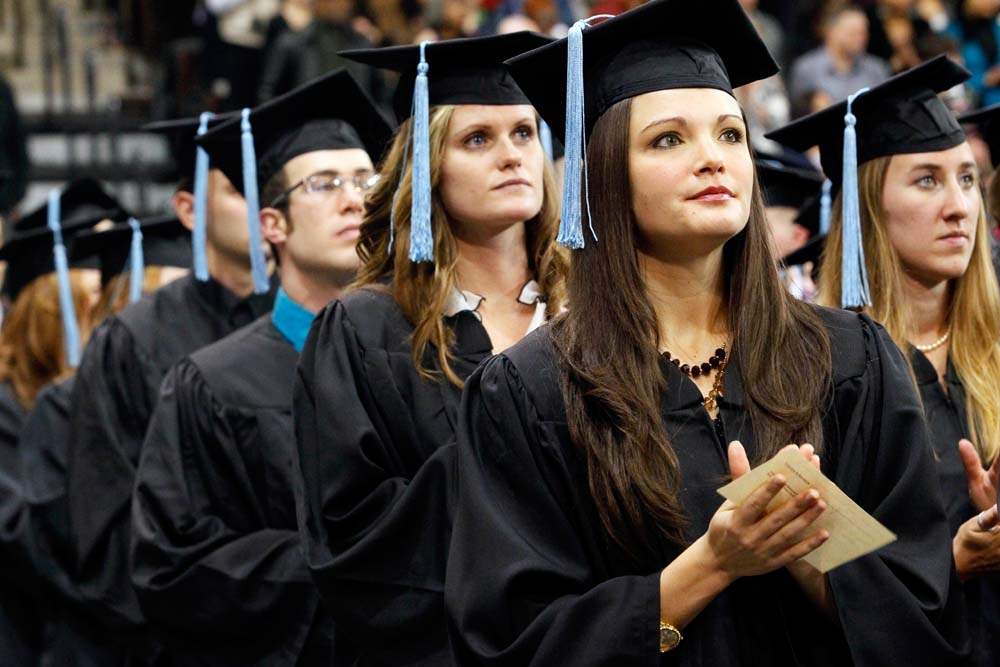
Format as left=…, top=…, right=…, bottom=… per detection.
left=717, top=447, right=897, bottom=573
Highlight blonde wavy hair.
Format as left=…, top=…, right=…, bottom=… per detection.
left=353, top=105, right=567, bottom=387
left=819, top=156, right=1000, bottom=465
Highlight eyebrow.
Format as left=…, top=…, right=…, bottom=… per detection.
left=640, top=114, right=744, bottom=134
left=453, top=117, right=536, bottom=135
left=909, top=161, right=978, bottom=172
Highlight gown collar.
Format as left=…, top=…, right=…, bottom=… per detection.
left=443, top=279, right=549, bottom=336
left=271, top=288, right=316, bottom=353
left=910, top=347, right=961, bottom=388
left=192, top=273, right=277, bottom=326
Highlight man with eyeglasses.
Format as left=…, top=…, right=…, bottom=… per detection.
left=129, top=69, right=393, bottom=666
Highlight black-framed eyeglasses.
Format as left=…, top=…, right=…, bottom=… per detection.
left=270, top=171, right=380, bottom=207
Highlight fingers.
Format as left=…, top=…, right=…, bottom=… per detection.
left=958, top=439, right=985, bottom=484
left=798, top=443, right=821, bottom=471
left=755, top=488, right=822, bottom=541
left=736, top=474, right=787, bottom=525
left=728, top=441, right=751, bottom=479
left=977, top=505, right=1000, bottom=532
left=776, top=529, right=830, bottom=566
left=763, top=495, right=827, bottom=553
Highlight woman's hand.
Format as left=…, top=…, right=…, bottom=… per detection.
left=958, top=440, right=999, bottom=513
left=700, top=443, right=829, bottom=580
left=953, top=505, right=1000, bottom=581
left=658, top=443, right=829, bottom=630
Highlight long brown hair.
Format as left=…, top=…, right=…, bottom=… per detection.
left=552, top=98, right=833, bottom=559
left=819, top=157, right=1000, bottom=465
left=0, top=271, right=96, bottom=409
left=354, top=105, right=567, bottom=387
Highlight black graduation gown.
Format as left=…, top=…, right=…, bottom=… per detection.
left=913, top=350, right=1000, bottom=667
left=1, top=378, right=123, bottom=666
left=0, top=381, right=43, bottom=666
left=446, top=308, right=969, bottom=666
left=65, top=275, right=275, bottom=649
left=131, top=316, right=340, bottom=666
left=294, top=287, right=493, bottom=665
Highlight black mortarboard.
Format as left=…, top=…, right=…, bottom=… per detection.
left=504, top=0, right=778, bottom=142
left=0, top=214, right=105, bottom=299
left=197, top=68, right=394, bottom=197
left=144, top=112, right=239, bottom=186
left=756, top=153, right=824, bottom=210
left=341, top=32, right=553, bottom=123
left=14, top=177, right=125, bottom=234
left=766, top=56, right=970, bottom=187
left=959, top=102, right=1000, bottom=168
left=70, top=215, right=192, bottom=287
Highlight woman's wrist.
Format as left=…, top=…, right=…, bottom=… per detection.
left=659, top=535, right=734, bottom=629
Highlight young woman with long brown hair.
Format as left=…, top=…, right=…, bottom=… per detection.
left=445, top=3, right=968, bottom=665
left=292, top=32, right=566, bottom=665
left=772, top=60, right=1000, bottom=667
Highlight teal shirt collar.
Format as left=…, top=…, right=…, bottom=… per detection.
left=271, top=288, right=315, bottom=353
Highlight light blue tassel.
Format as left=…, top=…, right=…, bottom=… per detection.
left=558, top=17, right=610, bottom=250
left=240, top=108, right=271, bottom=294
left=840, top=89, right=872, bottom=310
left=127, top=217, right=144, bottom=304
left=46, top=189, right=81, bottom=368
left=408, top=42, right=434, bottom=263
left=192, top=111, right=212, bottom=281
left=540, top=120, right=554, bottom=161
left=819, top=179, right=832, bottom=236
left=559, top=21, right=587, bottom=249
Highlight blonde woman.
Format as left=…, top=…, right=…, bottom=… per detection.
left=292, top=32, right=565, bottom=665
left=771, top=57, right=1000, bottom=667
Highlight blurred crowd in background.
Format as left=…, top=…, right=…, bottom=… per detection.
left=1, top=0, right=1000, bottom=222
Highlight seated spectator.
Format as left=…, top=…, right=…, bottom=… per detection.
left=258, top=0, right=384, bottom=103
left=788, top=4, right=892, bottom=116
left=261, top=0, right=312, bottom=56
left=865, top=0, right=942, bottom=72
left=957, top=0, right=1000, bottom=106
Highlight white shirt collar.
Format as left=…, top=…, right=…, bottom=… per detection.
left=444, top=279, right=548, bottom=334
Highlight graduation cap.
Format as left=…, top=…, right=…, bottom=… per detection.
left=70, top=214, right=192, bottom=303
left=146, top=112, right=239, bottom=283
left=144, top=113, right=240, bottom=187
left=197, top=68, right=394, bottom=294
left=13, top=177, right=124, bottom=234
left=756, top=153, right=824, bottom=211
left=341, top=31, right=553, bottom=123
left=766, top=56, right=969, bottom=187
left=766, top=56, right=970, bottom=309
left=959, top=103, right=1000, bottom=168
left=502, top=0, right=778, bottom=251
left=0, top=189, right=124, bottom=366
left=341, top=32, right=552, bottom=263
